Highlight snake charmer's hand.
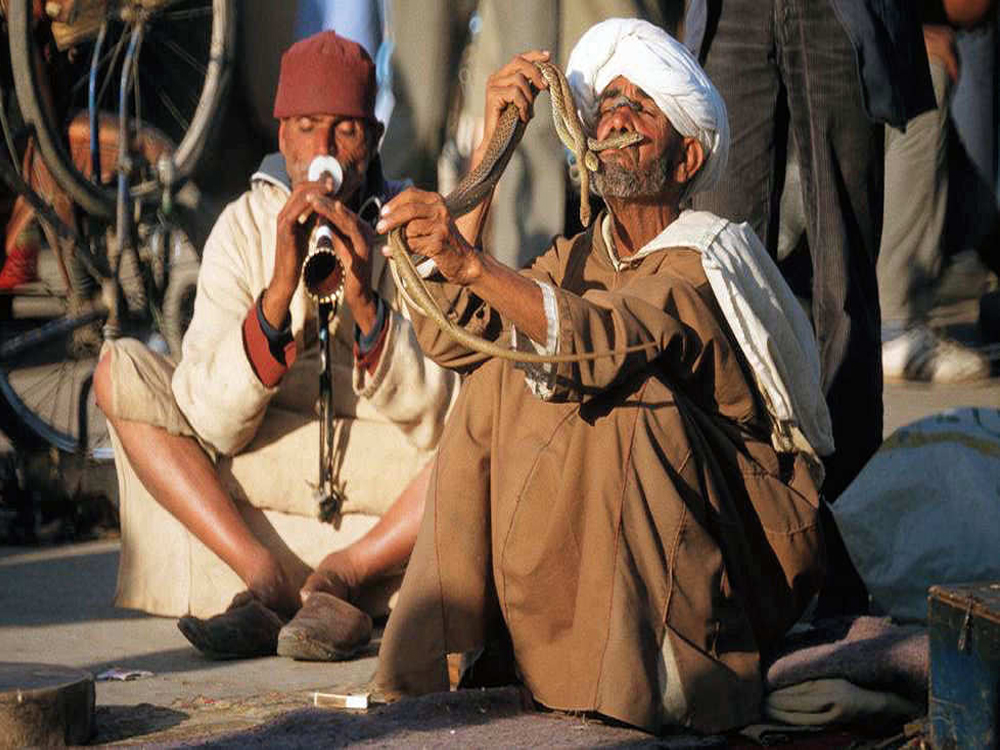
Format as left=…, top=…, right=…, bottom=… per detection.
left=471, top=50, right=552, bottom=173
left=377, top=188, right=482, bottom=286
left=264, top=177, right=338, bottom=328
left=306, top=194, right=379, bottom=335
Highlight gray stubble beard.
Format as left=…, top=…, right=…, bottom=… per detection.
left=591, top=150, right=674, bottom=199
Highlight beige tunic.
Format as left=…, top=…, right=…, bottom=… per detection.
left=376, top=217, right=826, bottom=733
left=102, top=173, right=459, bottom=617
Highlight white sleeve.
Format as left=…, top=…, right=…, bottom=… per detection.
left=512, top=279, right=560, bottom=400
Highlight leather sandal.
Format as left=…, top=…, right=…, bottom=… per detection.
left=276, top=591, right=373, bottom=661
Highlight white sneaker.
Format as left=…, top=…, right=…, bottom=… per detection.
left=882, top=327, right=992, bottom=383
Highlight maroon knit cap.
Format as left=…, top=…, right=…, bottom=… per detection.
left=273, top=30, right=376, bottom=121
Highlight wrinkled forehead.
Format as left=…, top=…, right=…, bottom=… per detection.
left=596, top=75, right=668, bottom=118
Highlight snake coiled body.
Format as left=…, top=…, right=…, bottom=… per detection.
left=388, top=61, right=656, bottom=365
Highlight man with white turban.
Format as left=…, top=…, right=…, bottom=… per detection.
left=333, top=18, right=827, bottom=733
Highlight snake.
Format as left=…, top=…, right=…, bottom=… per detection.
left=387, top=61, right=658, bottom=365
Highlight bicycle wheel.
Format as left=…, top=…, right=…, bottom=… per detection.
left=7, top=0, right=236, bottom=219
left=0, top=287, right=109, bottom=458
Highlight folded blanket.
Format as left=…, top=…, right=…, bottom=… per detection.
left=766, top=616, right=928, bottom=704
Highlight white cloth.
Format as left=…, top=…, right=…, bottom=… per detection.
left=765, top=679, right=921, bottom=726
left=600, top=211, right=834, bottom=470
left=173, top=176, right=458, bottom=459
left=511, top=280, right=559, bottom=400
left=566, top=17, right=729, bottom=198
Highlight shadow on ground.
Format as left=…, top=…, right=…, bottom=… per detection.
left=175, top=688, right=726, bottom=749
left=0, top=547, right=139, bottom=627
left=96, top=703, right=190, bottom=744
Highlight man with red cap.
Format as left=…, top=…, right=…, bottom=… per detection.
left=93, top=30, right=459, bottom=661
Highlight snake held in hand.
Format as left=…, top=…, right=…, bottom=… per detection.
left=387, top=61, right=658, bottom=365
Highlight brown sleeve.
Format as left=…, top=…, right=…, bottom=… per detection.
left=543, top=269, right=713, bottom=401
left=403, top=241, right=564, bottom=372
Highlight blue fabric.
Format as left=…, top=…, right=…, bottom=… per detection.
left=253, top=152, right=291, bottom=190
left=829, top=0, right=936, bottom=127
left=354, top=293, right=388, bottom=354
left=256, top=291, right=293, bottom=363
left=294, top=0, right=381, bottom=58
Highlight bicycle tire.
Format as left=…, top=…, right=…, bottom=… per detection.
left=0, top=305, right=109, bottom=457
left=7, top=0, right=236, bottom=219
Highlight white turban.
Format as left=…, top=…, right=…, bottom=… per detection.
left=566, top=18, right=729, bottom=198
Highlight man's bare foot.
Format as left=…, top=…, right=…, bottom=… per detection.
left=300, top=549, right=362, bottom=604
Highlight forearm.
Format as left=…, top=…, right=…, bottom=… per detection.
left=452, top=142, right=494, bottom=248
left=466, top=252, right=548, bottom=343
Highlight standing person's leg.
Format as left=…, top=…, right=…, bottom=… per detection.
left=779, top=0, right=884, bottom=504
left=381, top=0, right=473, bottom=188
left=879, top=62, right=952, bottom=338
left=878, top=61, right=988, bottom=380
left=467, top=0, right=562, bottom=268
left=777, top=0, right=883, bottom=616
left=693, top=0, right=782, bottom=247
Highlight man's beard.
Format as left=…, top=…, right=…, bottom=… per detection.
left=592, top=150, right=674, bottom=199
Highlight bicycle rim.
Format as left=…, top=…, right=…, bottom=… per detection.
left=8, top=0, right=236, bottom=219
left=0, top=307, right=111, bottom=459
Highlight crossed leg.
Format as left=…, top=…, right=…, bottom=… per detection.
left=94, top=349, right=431, bottom=657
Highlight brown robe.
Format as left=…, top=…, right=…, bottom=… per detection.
left=375, top=216, right=826, bottom=733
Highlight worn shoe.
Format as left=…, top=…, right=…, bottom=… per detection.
left=882, top=326, right=991, bottom=383
left=276, top=591, right=372, bottom=661
left=177, top=591, right=287, bottom=659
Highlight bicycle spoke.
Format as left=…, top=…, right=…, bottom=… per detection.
left=139, top=69, right=192, bottom=133
left=69, top=27, right=127, bottom=100
left=157, top=7, right=214, bottom=22
left=20, top=362, right=70, bottom=430
left=150, top=34, right=208, bottom=78
left=58, top=369, right=80, bottom=443
left=95, top=28, right=132, bottom=112
left=140, top=39, right=205, bottom=109
left=8, top=350, right=97, bottom=448
left=18, top=365, right=65, bottom=400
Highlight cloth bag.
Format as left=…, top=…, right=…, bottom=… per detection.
left=831, top=407, right=1000, bottom=622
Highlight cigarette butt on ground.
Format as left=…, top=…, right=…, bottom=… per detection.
left=313, top=691, right=370, bottom=710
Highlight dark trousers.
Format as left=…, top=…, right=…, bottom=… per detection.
left=694, top=0, right=884, bottom=504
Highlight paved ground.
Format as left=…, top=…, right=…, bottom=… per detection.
left=2, top=293, right=999, bottom=745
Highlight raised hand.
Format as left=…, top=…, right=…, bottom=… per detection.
left=473, top=50, right=552, bottom=172
left=264, top=180, right=336, bottom=328
left=376, top=187, right=480, bottom=287
left=306, top=193, right=379, bottom=335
